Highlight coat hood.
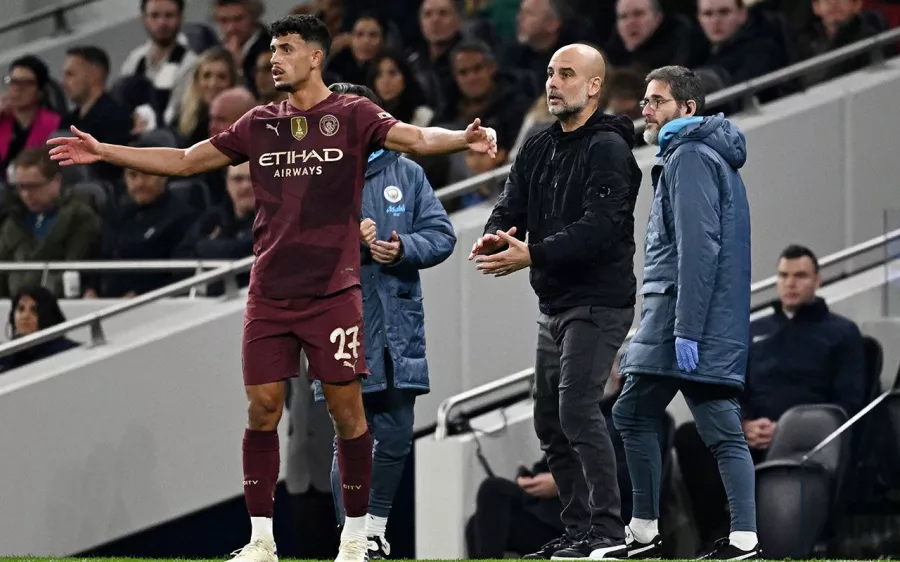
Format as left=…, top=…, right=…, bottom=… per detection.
left=550, top=109, right=637, bottom=149
left=365, top=149, right=401, bottom=178
left=659, top=113, right=747, bottom=169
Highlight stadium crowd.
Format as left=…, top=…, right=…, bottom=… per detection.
left=0, top=0, right=898, bottom=299
left=1, top=0, right=899, bottom=559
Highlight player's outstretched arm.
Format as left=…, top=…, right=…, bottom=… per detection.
left=48, top=126, right=232, bottom=177
left=384, top=119, right=498, bottom=158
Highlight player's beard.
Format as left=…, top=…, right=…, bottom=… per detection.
left=548, top=82, right=589, bottom=123
left=643, top=108, right=683, bottom=145
left=274, top=79, right=296, bottom=92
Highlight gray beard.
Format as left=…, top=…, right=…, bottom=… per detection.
left=643, top=126, right=660, bottom=145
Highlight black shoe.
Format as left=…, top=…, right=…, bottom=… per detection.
left=366, top=535, right=390, bottom=559
left=697, top=538, right=761, bottom=560
left=551, top=532, right=628, bottom=560
left=524, top=534, right=578, bottom=560
left=625, top=527, right=663, bottom=559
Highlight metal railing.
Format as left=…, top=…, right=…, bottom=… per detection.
left=0, top=259, right=237, bottom=288
left=0, top=255, right=254, bottom=359
left=432, top=227, right=900, bottom=440
left=0, top=0, right=97, bottom=37
left=432, top=26, right=900, bottom=203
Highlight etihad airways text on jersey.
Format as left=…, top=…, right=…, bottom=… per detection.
left=257, top=149, right=344, bottom=166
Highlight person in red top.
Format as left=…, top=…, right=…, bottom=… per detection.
left=48, top=14, right=497, bottom=562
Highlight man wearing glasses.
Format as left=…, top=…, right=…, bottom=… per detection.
left=613, top=65, right=758, bottom=560
left=0, top=147, right=100, bottom=297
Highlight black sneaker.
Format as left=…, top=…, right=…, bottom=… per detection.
left=625, top=527, right=663, bottom=559
left=524, top=534, right=577, bottom=559
left=366, top=535, right=390, bottom=559
left=697, top=538, right=761, bottom=560
left=551, top=532, right=628, bottom=560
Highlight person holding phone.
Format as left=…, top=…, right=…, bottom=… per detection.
left=466, top=456, right=565, bottom=559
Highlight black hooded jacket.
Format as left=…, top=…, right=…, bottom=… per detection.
left=484, top=110, right=642, bottom=315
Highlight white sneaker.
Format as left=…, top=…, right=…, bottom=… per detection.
left=228, top=537, right=278, bottom=562
left=335, top=534, right=369, bottom=562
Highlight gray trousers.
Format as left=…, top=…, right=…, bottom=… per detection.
left=612, top=374, right=756, bottom=532
left=534, top=305, right=634, bottom=539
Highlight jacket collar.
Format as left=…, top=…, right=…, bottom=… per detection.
left=774, top=296, right=829, bottom=322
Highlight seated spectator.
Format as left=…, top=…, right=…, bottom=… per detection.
left=466, top=356, right=637, bottom=559
left=674, top=243, right=866, bottom=550
left=120, top=0, right=198, bottom=127
left=0, top=56, right=61, bottom=182
left=508, top=94, right=555, bottom=161
left=604, top=68, right=646, bottom=121
left=172, top=47, right=238, bottom=148
left=437, top=41, right=533, bottom=151
left=500, top=0, right=571, bottom=98
left=0, top=285, right=78, bottom=373
left=326, top=13, right=387, bottom=86
left=60, top=46, right=133, bottom=183
left=368, top=51, right=434, bottom=127
left=795, top=0, right=886, bottom=87
left=604, top=0, right=707, bottom=75
left=253, top=51, right=288, bottom=105
left=407, top=0, right=465, bottom=113
left=175, top=162, right=254, bottom=294
left=203, top=87, right=257, bottom=204
left=695, top=0, right=789, bottom=88
left=0, top=148, right=100, bottom=298
left=465, top=455, right=565, bottom=559
left=85, top=132, right=197, bottom=298
left=212, top=0, right=271, bottom=97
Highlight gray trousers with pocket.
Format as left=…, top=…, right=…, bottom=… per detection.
left=533, top=304, right=634, bottom=539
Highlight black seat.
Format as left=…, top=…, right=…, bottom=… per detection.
left=755, top=404, right=849, bottom=559
left=182, top=22, right=220, bottom=54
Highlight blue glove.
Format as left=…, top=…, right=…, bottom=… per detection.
left=675, top=337, right=699, bottom=372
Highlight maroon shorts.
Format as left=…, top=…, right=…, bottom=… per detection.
left=242, top=286, right=369, bottom=386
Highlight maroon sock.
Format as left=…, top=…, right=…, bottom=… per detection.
left=337, top=429, right=373, bottom=518
left=242, top=429, right=279, bottom=518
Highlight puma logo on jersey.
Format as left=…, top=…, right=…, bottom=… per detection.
left=266, top=122, right=280, bottom=136
left=343, top=360, right=357, bottom=370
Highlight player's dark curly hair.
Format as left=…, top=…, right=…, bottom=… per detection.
left=329, top=82, right=382, bottom=106
left=269, top=14, right=332, bottom=58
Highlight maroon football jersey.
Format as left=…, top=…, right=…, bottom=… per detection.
left=210, top=93, right=399, bottom=298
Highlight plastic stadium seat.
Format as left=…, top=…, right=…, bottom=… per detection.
left=71, top=181, right=110, bottom=215
left=182, top=22, right=220, bottom=55
left=168, top=177, right=212, bottom=211
left=755, top=404, right=850, bottom=559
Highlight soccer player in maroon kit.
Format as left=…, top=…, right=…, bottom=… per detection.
left=48, top=14, right=497, bottom=562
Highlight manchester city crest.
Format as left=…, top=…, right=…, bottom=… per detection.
left=383, top=185, right=403, bottom=203
left=319, top=114, right=339, bottom=136
left=291, top=116, right=308, bottom=141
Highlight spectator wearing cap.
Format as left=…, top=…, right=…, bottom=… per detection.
left=60, top=46, right=133, bottom=183
left=0, top=56, right=61, bottom=182
left=83, top=131, right=197, bottom=299
left=0, top=148, right=100, bottom=298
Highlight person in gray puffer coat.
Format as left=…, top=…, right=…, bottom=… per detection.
left=612, top=66, right=760, bottom=560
